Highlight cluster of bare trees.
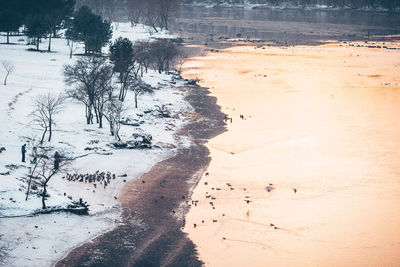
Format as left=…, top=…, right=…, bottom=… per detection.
left=63, top=56, right=129, bottom=140
left=127, top=0, right=181, bottom=31
left=118, top=38, right=182, bottom=102
left=149, top=39, right=181, bottom=73
left=75, top=0, right=125, bottom=22
left=64, top=57, right=114, bottom=127
left=112, top=38, right=181, bottom=101
left=64, top=37, right=182, bottom=140
left=74, top=0, right=182, bottom=32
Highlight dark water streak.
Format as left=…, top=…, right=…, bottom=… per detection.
left=170, top=6, right=400, bottom=44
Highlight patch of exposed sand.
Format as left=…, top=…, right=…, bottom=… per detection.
left=182, top=42, right=400, bottom=266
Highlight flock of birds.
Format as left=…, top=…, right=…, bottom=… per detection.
left=186, top=171, right=298, bottom=232
left=62, top=171, right=123, bottom=190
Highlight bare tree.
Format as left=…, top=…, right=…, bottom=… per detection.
left=95, top=69, right=115, bottom=128
left=133, top=40, right=152, bottom=75
left=66, top=85, right=92, bottom=123
left=129, top=79, right=154, bottom=108
left=1, top=60, right=14, bottom=86
left=127, top=0, right=144, bottom=26
left=102, top=0, right=118, bottom=22
left=104, top=98, right=124, bottom=140
left=64, top=56, right=113, bottom=125
left=158, top=0, right=180, bottom=30
left=117, top=64, right=141, bottom=102
left=150, top=39, right=180, bottom=73
left=175, top=52, right=187, bottom=73
left=126, top=0, right=181, bottom=31
left=67, top=40, right=79, bottom=59
left=127, top=0, right=161, bottom=33
left=25, top=138, right=41, bottom=200
left=31, top=152, right=69, bottom=209
left=31, top=94, right=64, bottom=144
left=143, top=6, right=162, bottom=32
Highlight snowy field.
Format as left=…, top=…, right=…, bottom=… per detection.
left=0, top=23, right=191, bottom=266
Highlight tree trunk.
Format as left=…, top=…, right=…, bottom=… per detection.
left=135, top=94, right=138, bottom=108
left=165, top=61, right=169, bottom=73
left=99, top=112, right=103, bottom=128
left=26, top=173, right=32, bottom=200
left=6, top=31, right=9, bottom=44
left=69, top=42, right=73, bottom=59
left=109, top=122, right=114, bottom=136
left=4, top=73, right=9, bottom=85
left=26, top=162, right=39, bottom=201
left=48, top=121, right=52, bottom=142
left=40, top=127, right=48, bottom=144
left=116, top=130, right=121, bottom=141
left=164, top=17, right=168, bottom=30
left=36, top=37, right=40, bottom=51
left=86, top=105, right=93, bottom=124
left=122, top=87, right=128, bottom=101
left=48, top=33, right=52, bottom=52
left=119, top=83, right=125, bottom=101
left=94, top=107, right=99, bottom=123
left=85, top=105, right=91, bottom=124
left=42, top=183, right=47, bottom=209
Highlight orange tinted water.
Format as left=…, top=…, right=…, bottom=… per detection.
left=182, top=43, right=400, bottom=266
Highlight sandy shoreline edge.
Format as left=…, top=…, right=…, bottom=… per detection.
left=55, top=77, right=226, bottom=265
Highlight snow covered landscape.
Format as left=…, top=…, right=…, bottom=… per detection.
left=1, top=0, right=399, bottom=266
left=0, top=22, right=192, bottom=266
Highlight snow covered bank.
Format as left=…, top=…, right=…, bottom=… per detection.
left=0, top=23, right=191, bottom=266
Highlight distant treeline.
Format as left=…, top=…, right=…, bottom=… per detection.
left=75, top=0, right=181, bottom=30
left=0, top=0, right=75, bottom=47
left=183, top=0, right=400, bottom=9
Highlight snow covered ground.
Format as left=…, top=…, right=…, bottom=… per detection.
left=0, top=23, right=191, bottom=266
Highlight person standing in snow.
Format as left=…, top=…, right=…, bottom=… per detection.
left=54, top=151, right=61, bottom=171
left=21, top=144, right=26, bottom=162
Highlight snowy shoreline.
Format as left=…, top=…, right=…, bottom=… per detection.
left=0, top=23, right=193, bottom=267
